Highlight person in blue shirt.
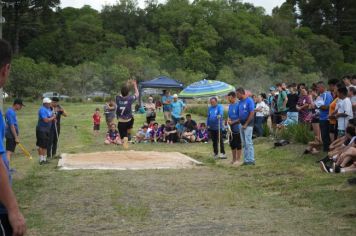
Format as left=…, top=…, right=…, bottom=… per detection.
left=227, top=91, right=242, bottom=165
left=36, top=97, right=56, bottom=165
left=5, top=99, right=25, bottom=162
left=317, top=81, right=333, bottom=152
left=171, top=94, right=186, bottom=124
left=207, top=97, right=226, bottom=159
left=161, top=90, right=173, bottom=121
left=236, top=87, right=256, bottom=165
left=175, top=117, right=185, bottom=139
left=0, top=39, right=26, bottom=236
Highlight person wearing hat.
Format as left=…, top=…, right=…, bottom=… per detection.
left=0, top=39, right=26, bottom=236
left=5, top=99, right=25, bottom=162
left=47, top=97, right=67, bottom=159
left=36, top=97, right=56, bottom=165
left=145, top=96, right=156, bottom=124
left=171, top=94, right=186, bottom=124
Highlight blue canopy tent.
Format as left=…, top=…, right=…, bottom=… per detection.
left=138, top=76, right=184, bottom=106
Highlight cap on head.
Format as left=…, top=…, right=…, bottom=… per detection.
left=269, top=86, right=276, bottom=91
left=13, top=98, right=25, bottom=106
left=52, top=97, right=59, bottom=102
left=173, top=94, right=178, bottom=98
left=43, top=97, right=52, bottom=104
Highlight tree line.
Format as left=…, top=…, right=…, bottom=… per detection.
left=2, top=0, right=356, bottom=98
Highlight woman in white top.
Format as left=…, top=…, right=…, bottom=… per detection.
left=254, top=94, right=268, bottom=137
left=145, top=97, right=156, bottom=124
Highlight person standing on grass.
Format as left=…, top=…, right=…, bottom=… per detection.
left=104, top=99, right=116, bottom=128
left=5, top=99, right=25, bottom=162
left=317, top=81, right=333, bottom=152
left=227, top=91, right=242, bottom=165
left=171, top=94, right=186, bottom=124
left=254, top=94, right=268, bottom=137
left=37, top=98, right=56, bottom=165
left=145, top=96, right=156, bottom=124
left=276, top=82, right=288, bottom=120
left=47, top=97, right=67, bottom=159
left=207, top=97, right=226, bottom=159
left=286, top=83, right=299, bottom=123
left=116, top=79, right=139, bottom=143
left=236, top=87, right=255, bottom=165
left=92, top=108, right=101, bottom=136
left=162, top=90, right=173, bottom=121
left=0, top=39, right=27, bottom=236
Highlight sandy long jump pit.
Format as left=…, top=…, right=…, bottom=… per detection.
left=58, top=151, right=203, bottom=170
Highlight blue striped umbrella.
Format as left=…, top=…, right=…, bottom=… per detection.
left=179, top=79, right=235, bottom=98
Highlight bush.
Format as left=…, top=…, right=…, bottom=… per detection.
left=93, top=96, right=105, bottom=103
left=185, top=105, right=228, bottom=119
left=262, top=123, right=271, bottom=137
left=279, top=123, right=314, bottom=144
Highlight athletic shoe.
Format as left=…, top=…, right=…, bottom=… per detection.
left=219, top=153, right=227, bottom=159
left=319, top=161, right=330, bottom=173
left=334, top=165, right=341, bottom=173
left=213, top=154, right=219, bottom=160
left=232, top=161, right=243, bottom=167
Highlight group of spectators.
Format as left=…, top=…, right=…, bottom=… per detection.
left=264, top=76, right=356, bottom=174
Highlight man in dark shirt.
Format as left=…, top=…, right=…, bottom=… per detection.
left=184, top=114, right=197, bottom=131
left=47, top=97, right=67, bottom=159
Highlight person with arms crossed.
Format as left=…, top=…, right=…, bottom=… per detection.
left=162, top=90, right=172, bottom=121
left=5, top=99, right=25, bottom=162
left=0, top=39, right=26, bottom=236
left=236, top=87, right=256, bottom=165
left=171, top=94, right=186, bottom=124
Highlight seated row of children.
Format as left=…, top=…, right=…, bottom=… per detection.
left=319, top=118, right=356, bottom=173
left=135, top=115, right=209, bottom=144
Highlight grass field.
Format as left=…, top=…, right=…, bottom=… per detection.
left=6, top=102, right=356, bottom=235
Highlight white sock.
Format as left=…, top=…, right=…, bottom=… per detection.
left=39, top=156, right=43, bottom=161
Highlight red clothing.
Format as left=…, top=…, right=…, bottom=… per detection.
left=93, top=113, right=101, bottom=125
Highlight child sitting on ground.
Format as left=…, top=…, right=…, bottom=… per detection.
left=175, top=117, right=185, bottom=139
left=135, top=125, right=150, bottom=143
left=164, top=120, right=178, bottom=144
left=149, top=122, right=160, bottom=142
left=104, top=123, right=122, bottom=145
left=196, top=123, right=208, bottom=143
left=276, top=112, right=296, bottom=129
left=182, top=125, right=196, bottom=143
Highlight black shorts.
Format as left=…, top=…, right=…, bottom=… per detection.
left=329, top=124, right=337, bottom=134
left=36, top=127, right=50, bottom=149
left=93, top=124, right=100, bottom=131
left=0, top=214, right=12, bottom=236
left=229, top=133, right=242, bottom=150
left=5, top=138, right=17, bottom=152
left=118, top=118, right=134, bottom=138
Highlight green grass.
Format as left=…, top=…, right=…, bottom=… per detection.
left=6, top=102, right=356, bottom=235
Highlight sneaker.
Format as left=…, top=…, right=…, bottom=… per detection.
left=213, top=154, right=219, bottom=160
left=319, top=161, right=330, bottom=173
left=232, top=161, right=243, bottom=167
left=219, top=153, right=227, bottom=159
left=334, top=165, right=341, bottom=173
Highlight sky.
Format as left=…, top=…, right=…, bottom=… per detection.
left=60, top=0, right=285, bottom=15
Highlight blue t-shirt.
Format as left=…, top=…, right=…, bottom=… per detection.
left=228, top=102, right=241, bottom=133
left=0, top=110, right=11, bottom=215
left=238, top=97, right=255, bottom=126
left=171, top=100, right=185, bottom=119
left=175, top=123, right=185, bottom=133
left=162, top=95, right=173, bottom=112
left=319, top=91, right=333, bottom=121
left=37, top=106, right=53, bottom=128
left=5, top=107, right=18, bottom=138
left=207, top=104, right=224, bottom=131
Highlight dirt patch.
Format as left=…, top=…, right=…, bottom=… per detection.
left=58, top=151, right=203, bottom=170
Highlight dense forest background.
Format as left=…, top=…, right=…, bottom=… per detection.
left=2, top=0, right=356, bottom=98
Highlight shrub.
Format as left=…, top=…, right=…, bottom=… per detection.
left=262, top=122, right=270, bottom=137
left=93, top=96, right=104, bottom=103
left=279, top=123, right=314, bottom=144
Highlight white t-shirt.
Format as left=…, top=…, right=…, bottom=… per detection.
left=255, top=101, right=268, bottom=117
left=336, top=97, right=353, bottom=131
